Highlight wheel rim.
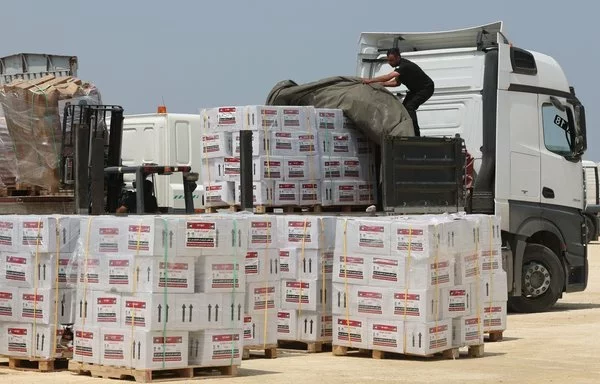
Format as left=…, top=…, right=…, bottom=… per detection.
left=523, top=262, right=552, bottom=297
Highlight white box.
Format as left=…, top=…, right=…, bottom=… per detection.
left=232, top=130, right=267, bottom=156
left=100, top=328, right=132, bottom=367
left=204, top=181, right=236, bottom=207
left=455, top=252, right=480, bottom=285
left=332, top=316, right=368, bottom=349
left=245, top=105, right=282, bottom=130
left=281, top=279, right=330, bottom=312
left=75, top=288, right=93, bottom=326
left=122, top=293, right=175, bottom=331
left=235, top=181, right=274, bottom=206
left=279, top=216, right=336, bottom=250
left=281, top=106, right=315, bottom=131
left=357, top=181, right=377, bottom=205
left=452, top=315, right=484, bottom=347
left=321, top=158, right=343, bottom=179
left=482, top=301, right=507, bottom=332
left=247, top=215, right=278, bottom=249
left=246, top=281, right=279, bottom=314
left=478, top=271, right=508, bottom=302
left=274, top=181, right=299, bottom=206
left=279, top=248, right=298, bottom=279
left=253, top=156, right=284, bottom=180
left=367, top=320, right=404, bottom=353
left=341, top=158, right=362, bottom=179
left=74, top=326, right=101, bottom=364
left=202, top=106, right=245, bottom=131
left=174, top=293, right=223, bottom=330
left=222, top=157, right=242, bottom=181
left=243, top=312, right=278, bottom=346
left=188, top=329, right=242, bottom=367
left=201, top=132, right=232, bottom=158
left=178, top=216, right=248, bottom=257
left=297, top=249, right=333, bottom=280
left=199, top=157, right=225, bottom=182
left=75, top=256, right=104, bottom=291
left=93, top=291, right=122, bottom=327
left=299, top=181, right=322, bottom=206
left=284, top=156, right=321, bottom=181
left=332, top=284, right=391, bottom=319
left=0, top=252, right=72, bottom=289
left=79, top=216, right=123, bottom=255
left=244, top=249, right=280, bottom=283
left=407, top=258, right=454, bottom=290
left=441, top=285, right=472, bottom=319
left=335, top=218, right=391, bottom=256
left=19, top=216, right=79, bottom=253
left=132, top=330, right=189, bottom=369
left=480, top=248, right=503, bottom=275
left=295, top=132, right=319, bottom=155
left=277, top=310, right=298, bottom=341
left=332, top=181, right=358, bottom=205
left=390, top=220, right=449, bottom=260
left=332, top=253, right=368, bottom=285
left=119, top=217, right=176, bottom=257
left=320, top=131, right=355, bottom=157
left=297, top=312, right=332, bottom=342
left=2, top=324, right=64, bottom=359
left=221, top=291, right=245, bottom=329
left=271, top=131, right=297, bottom=156
left=0, top=287, right=17, bottom=321
left=0, top=217, right=19, bottom=251
left=391, top=290, right=442, bottom=323
left=18, top=288, right=74, bottom=325
left=369, top=256, right=405, bottom=288
left=404, top=319, right=452, bottom=356
left=104, top=256, right=195, bottom=294
left=195, top=256, right=245, bottom=293
left=315, top=108, right=344, bottom=131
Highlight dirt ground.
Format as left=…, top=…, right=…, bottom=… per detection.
left=2, top=245, right=600, bottom=384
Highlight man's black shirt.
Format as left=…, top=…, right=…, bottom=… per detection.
left=121, top=192, right=158, bottom=214
left=394, top=58, right=434, bottom=92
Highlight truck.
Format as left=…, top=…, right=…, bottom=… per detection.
left=582, top=160, right=599, bottom=241
left=359, top=21, right=588, bottom=312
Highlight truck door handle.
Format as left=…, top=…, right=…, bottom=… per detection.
left=542, top=187, right=555, bottom=199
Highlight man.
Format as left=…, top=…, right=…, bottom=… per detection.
left=116, top=179, right=159, bottom=214
left=363, top=48, right=434, bottom=136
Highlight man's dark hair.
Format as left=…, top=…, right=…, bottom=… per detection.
left=387, top=48, right=401, bottom=57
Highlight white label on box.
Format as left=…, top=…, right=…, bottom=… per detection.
left=108, top=259, right=130, bottom=287
left=342, top=159, right=361, bottom=179
left=158, top=261, right=192, bottom=290
left=99, top=227, right=120, bottom=253
left=334, top=317, right=366, bottom=346
left=272, top=132, right=295, bottom=154
left=96, top=295, right=120, bottom=325
left=336, top=183, right=357, bottom=204
left=210, top=333, right=241, bottom=362
left=127, top=224, right=152, bottom=253
left=370, top=257, right=402, bottom=286
left=211, top=263, right=243, bottom=290
left=202, top=133, right=232, bottom=158
left=147, top=335, right=186, bottom=367
left=254, top=158, right=284, bottom=179
left=297, top=133, right=317, bottom=155
left=286, top=158, right=308, bottom=180
left=316, top=109, right=343, bottom=130
left=463, top=253, right=480, bottom=281
left=75, top=329, right=99, bottom=363
left=4, top=254, right=27, bottom=284
left=322, top=159, right=342, bottom=179
left=283, top=281, right=310, bottom=306
left=393, top=292, right=423, bottom=319
left=481, top=249, right=502, bottom=274
left=277, top=310, right=297, bottom=339
left=336, top=255, right=366, bottom=282
left=185, top=222, right=216, bottom=249
left=282, top=108, right=304, bottom=129
left=21, top=221, right=43, bottom=248
left=250, top=286, right=277, bottom=311
left=370, top=322, right=403, bottom=351
left=6, top=326, right=29, bottom=356
left=249, top=219, right=274, bottom=248
left=356, top=289, right=385, bottom=316
left=244, top=251, right=260, bottom=278
left=286, top=220, right=313, bottom=244
left=0, top=221, right=17, bottom=249
left=223, top=157, right=241, bottom=180
left=358, top=224, right=386, bottom=250
left=21, top=292, right=47, bottom=322
left=300, top=182, right=320, bottom=205
left=216, top=107, right=241, bottom=128
left=102, top=331, right=130, bottom=365
left=0, top=289, right=16, bottom=320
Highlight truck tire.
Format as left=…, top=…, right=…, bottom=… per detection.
left=508, top=244, right=565, bottom=313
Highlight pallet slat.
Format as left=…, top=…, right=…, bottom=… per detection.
left=332, top=344, right=484, bottom=360
left=278, top=340, right=331, bottom=353
left=1, top=354, right=71, bottom=372
left=486, top=331, right=504, bottom=342
left=243, top=343, right=278, bottom=359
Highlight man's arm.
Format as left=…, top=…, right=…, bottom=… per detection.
left=382, top=78, right=399, bottom=87
left=363, top=71, right=399, bottom=84
left=116, top=205, right=129, bottom=214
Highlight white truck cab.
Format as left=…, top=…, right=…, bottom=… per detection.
left=358, top=21, right=588, bottom=312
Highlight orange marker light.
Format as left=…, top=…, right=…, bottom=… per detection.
left=157, top=105, right=167, bottom=114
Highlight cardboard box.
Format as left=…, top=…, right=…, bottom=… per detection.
left=93, top=291, right=122, bottom=326
left=246, top=281, right=279, bottom=314
left=247, top=215, right=278, bottom=249
left=279, top=216, right=336, bottom=250
left=480, top=248, right=503, bottom=275
left=274, top=181, right=299, bottom=206
left=390, top=220, right=449, bottom=260
left=406, top=258, right=454, bottom=290
left=482, top=301, right=507, bottom=332
left=403, top=319, right=452, bottom=356
left=369, top=256, right=405, bottom=288
left=73, top=326, right=101, bottom=364
left=341, top=158, right=362, bottom=179
left=391, top=290, right=442, bottom=323
left=122, top=293, right=176, bottom=331
left=299, top=181, right=322, bottom=206
left=332, top=284, right=391, bottom=319
left=0, top=287, right=17, bottom=321
left=188, top=329, right=242, bottom=367
left=315, top=109, right=344, bottom=131
left=79, top=217, right=123, bottom=255
left=277, top=310, right=298, bottom=341
left=253, top=156, right=284, bottom=180
left=245, top=106, right=282, bottom=130
left=232, top=130, right=267, bottom=157
left=367, top=320, right=404, bottom=353
left=271, top=131, right=297, bottom=156
left=455, top=252, right=480, bottom=285
left=202, top=106, right=245, bottom=131
left=199, top=157, right=224, bottom=182
left=332, top=253, right=368, bottom=285
left=297, top=249, right=333, bottom=280
left=295, top=132, right=319, bottom=155
left=0, top=252, right=73, bottom=289
left=279, top=248, right=298, bottom=280
left=331, top=181, right=358, bottom=206
left=100, top=328, right=132, bottom=367
left=320, top=131, right=355, bottom=157
left=281, top=279, right=330, bottom=312
left=281, top=106, right=315, bottom=131
left=297, top=312, right=332, bottom=342
left=104, top=256, right=195, bottom=294
left=332, top=316, right=368, bottom=349
left=466, top=215, right=502, bottom=248
left=244, top=249, right=280, bottom=283
left=0, top=217, right=19, bottom=252
left=19, top=216, right=79, bottom=253
left=18, top=288, right=74, bottom=325
left=195, top=256, right=245, bottom=293
left=132, top=330, right=189, bottom=370
left=2, top=324, right=64, bottom=359
left=178, top=216, right=248, bottom=257
left=321, top=158, right=343, bottom=180
left=204, top=181, right=236, bottom=207
left=284, top=156, right=321, bottom=181
left=201, top=132, right=232, bottom=159
left=243, top=312, right=278, bottom=346
left=221, top=292, right=245, bottom=330
left=74, top=288, right=93, bottom=326
left=356, top=181, right=377, bottom=205
left=334, top=218, right=391, bottom=256
left=478, top=271, right=509, bottom=302
left=441, top=285, right=472, bottom=319
left=235, top=181, right=274, bottom=206
left=119, top=217, right=177, bottom=257
left=452, top=315, right=484, bottom=347
left=174, top=292, right=223, bottom=331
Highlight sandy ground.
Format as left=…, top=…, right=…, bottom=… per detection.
left=2, top=245, right=600, bottom=384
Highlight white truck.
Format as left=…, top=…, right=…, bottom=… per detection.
left=359, top=21, right=588, bottom=312
left=582, top=160, right=599, bottom=241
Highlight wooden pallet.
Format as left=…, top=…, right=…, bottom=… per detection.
left=242, top=343, right=278, bottom=360
left=68, top=361, right=238, bottom=383
left=278, top=340, right=331, bottom=353
left=0, top=354, right=71, bottom=372
left=485, top=331, right=504, bottom=342
left=203, top=206, right=240, bottom=214
left=201, top=204, right=372, bottom=215
left=331, top=344, right=484, bottom=360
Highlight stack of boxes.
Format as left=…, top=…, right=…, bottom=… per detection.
left=198, top=106, right=377, bottom=209
left=331, top=215, right=507, bottom=356
left=72, top=215, right=246, bottom=370
left=277, top=216, right=336, bottom=344
left=0, top=215, right=79, bottom=359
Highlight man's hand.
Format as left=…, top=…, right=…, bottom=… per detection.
left=362, top=78, right=372, bottom=84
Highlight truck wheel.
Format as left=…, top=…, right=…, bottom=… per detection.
left=508, top=244, right=565, bottom=313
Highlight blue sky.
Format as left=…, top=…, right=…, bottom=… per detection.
left=2, top=0, right=599, bottom=159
